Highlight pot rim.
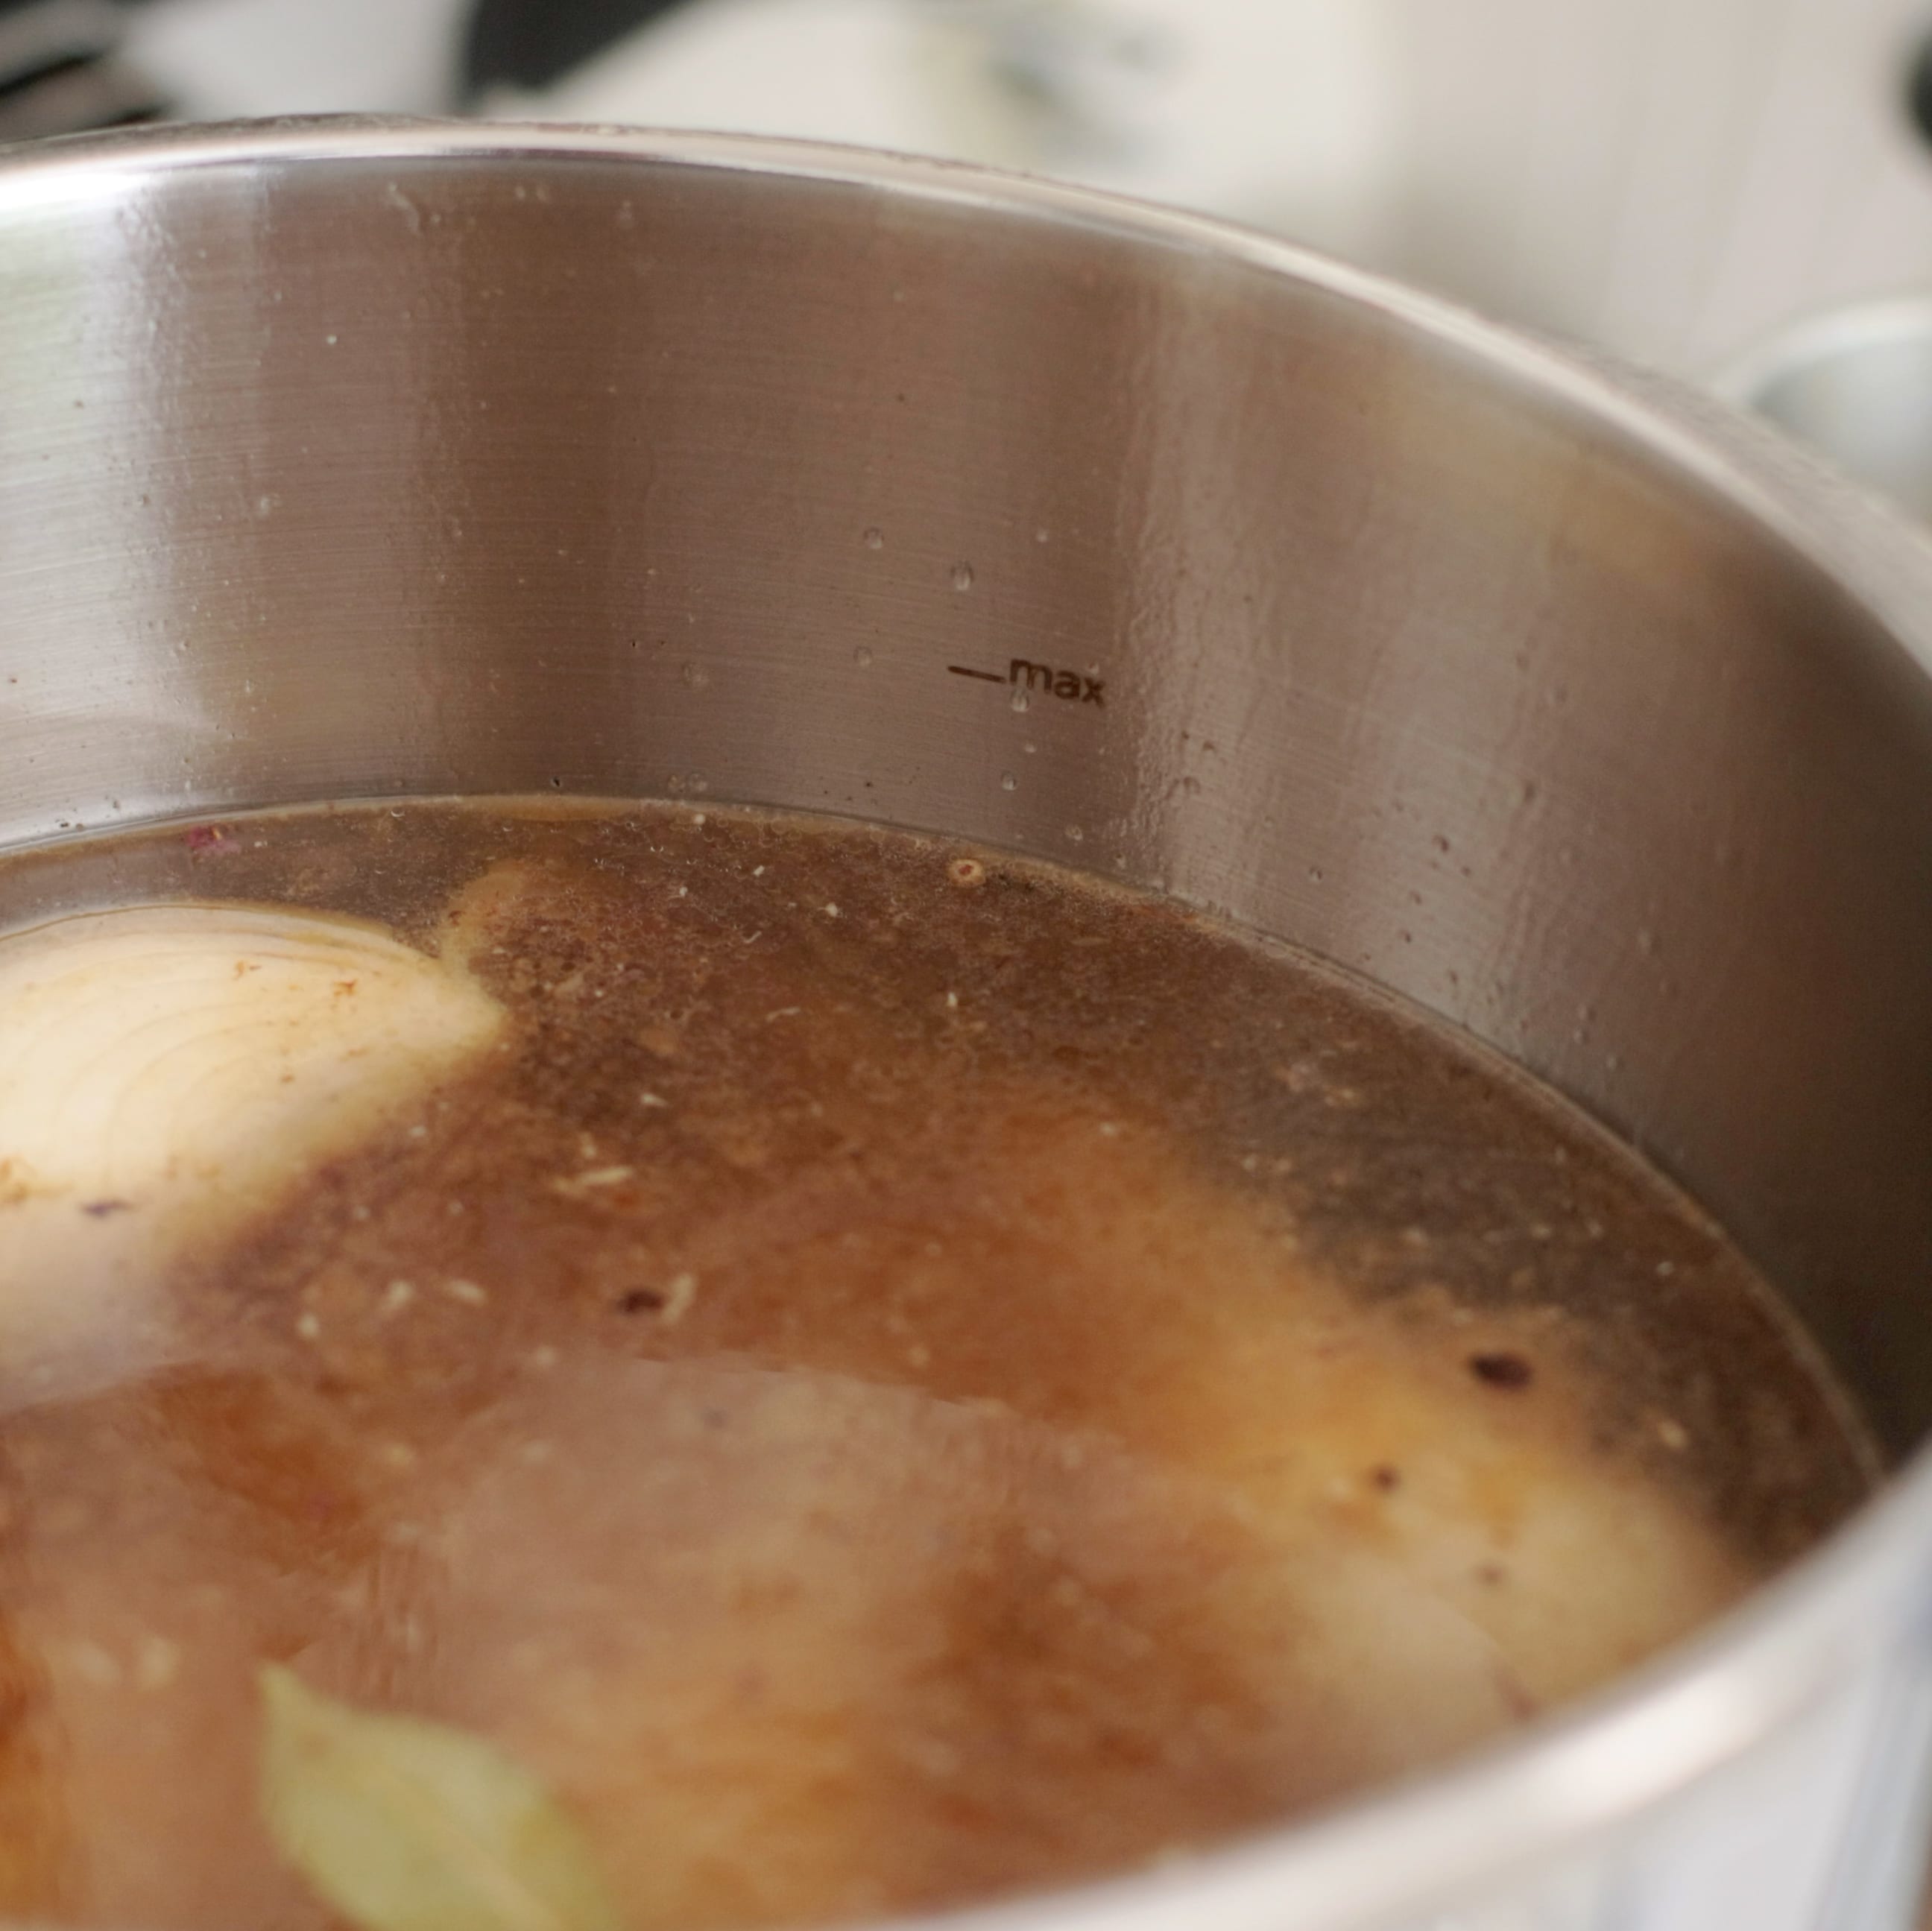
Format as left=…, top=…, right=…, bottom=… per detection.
left=5, top=116, right=1932, bottom=1931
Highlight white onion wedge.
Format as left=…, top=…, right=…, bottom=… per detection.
left=0, top=902, right=503, bottom=1394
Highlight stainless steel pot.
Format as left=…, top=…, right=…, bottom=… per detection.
left=4, top=118, right=1932, bottom=1931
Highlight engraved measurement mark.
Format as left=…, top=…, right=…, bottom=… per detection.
left=948, top=659, right=1105, bottom=707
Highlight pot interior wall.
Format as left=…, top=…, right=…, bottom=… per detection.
left=1, top=135, right=1930, bottom=1454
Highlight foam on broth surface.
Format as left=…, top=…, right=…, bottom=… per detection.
left=0, top=799, right=1875, bottom=1928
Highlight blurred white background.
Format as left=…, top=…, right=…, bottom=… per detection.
left=54, top=0, right=1932, bottom=377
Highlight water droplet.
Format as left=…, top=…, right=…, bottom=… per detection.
left=862, top=527, right=884, bottom=550
left=324, top=333, right=338, bottom=347
left=1009, top=688, right=1029, bottom=713
left=1064, top=825, right=1085, bottom=844
left=1035, top=527, right=1051, bottom=543
left=688, top=774, right=709, bottom=794
left=1636, top=928, right=1656, bottom=955
left=1023, top=740, right=1038, bottom=755
left=1178, top=775, right=1202, bottom=797
left=1000, top=772, right=1017, bottom=791
left=950, top=562, right=974, bottom=591
left=681, top=661, right=710, bottom=689
left=1307, top=866, right=1325, bottom=884
left=853, top=645, right=874, bottom=668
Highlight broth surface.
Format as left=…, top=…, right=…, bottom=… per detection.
left=0, top=799, right=1874, bottom=1930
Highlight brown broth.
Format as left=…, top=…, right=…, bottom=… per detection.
left=0, top=798, right=1876, bottom=1930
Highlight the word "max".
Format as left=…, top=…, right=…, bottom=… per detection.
left=1010, top=659, right=1104, bottom=706
left=949, top=658, right=1105, bottom=705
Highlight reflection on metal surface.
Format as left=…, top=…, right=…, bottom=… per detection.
left=1, top=119, right=1932, bottom=1931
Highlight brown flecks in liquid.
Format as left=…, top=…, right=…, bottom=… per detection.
left=0, top=799, right=1877, bottom=1930
left=1468, top=1352, right=1535, bottom=1390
